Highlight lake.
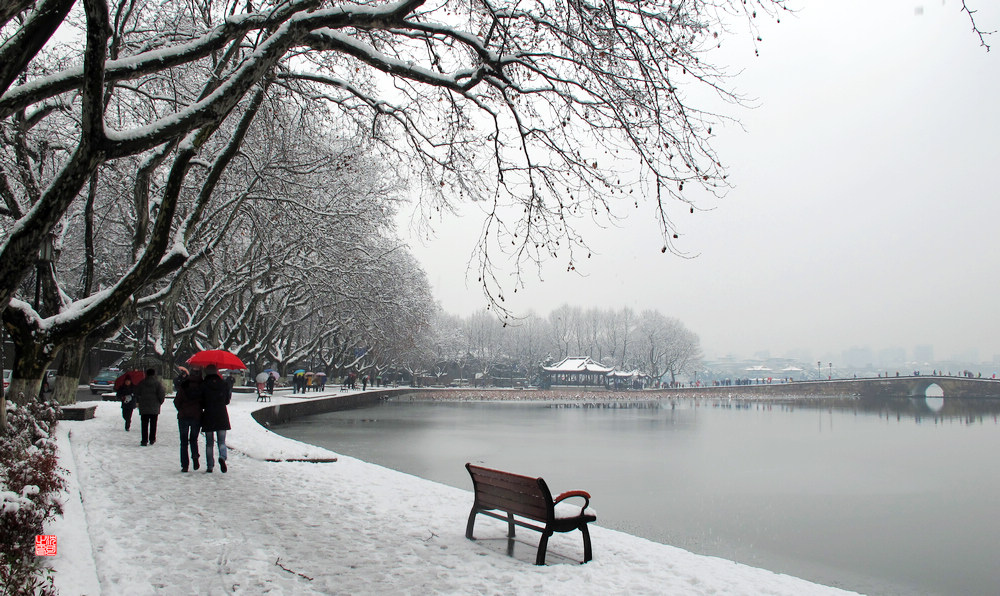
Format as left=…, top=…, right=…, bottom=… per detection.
left=272, top=393, right=1000, bottom=596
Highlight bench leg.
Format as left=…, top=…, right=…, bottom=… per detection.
left=535, top=531, right=552, bottom=565
left=507, top=512, right=516, bottom=538
left=465, top=508, right=478, bottom=540
left=580, top=524, right=593, bottom=563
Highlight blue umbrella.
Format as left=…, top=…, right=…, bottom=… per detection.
left=294, top=369, right=305, bottom=374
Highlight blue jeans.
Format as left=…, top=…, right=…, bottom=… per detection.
left=204, top=430, right=227, bottom=470
left=178, top=418, right=201, bottom=470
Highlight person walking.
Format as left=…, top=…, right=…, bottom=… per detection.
left=265, top=373, right=275, bottom=395
left=200, top=364, right=232, bottom=473
left=117, top=376, right=137, bottom=431
left=135, top=368, right=166, bottom=446
left=174, top=368, right=203, bottom=472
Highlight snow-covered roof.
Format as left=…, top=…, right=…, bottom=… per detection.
left=542, top=356, right=614, bottom=374
left=608, top=369, right=645, bottom=378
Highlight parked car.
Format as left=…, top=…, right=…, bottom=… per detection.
left=90, top=368, right=121, bottom=396
left=2, top=369, right=10, bottom=392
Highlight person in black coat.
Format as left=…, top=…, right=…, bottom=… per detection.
left=174, top=369, right=203, bottom=472
left=135, top=369, right=166, bottom=446
left=117, top=377, right=136, bottom=431
left=200, top=365, right=232, bottom=473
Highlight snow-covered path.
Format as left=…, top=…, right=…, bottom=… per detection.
left=49, top=392, right=859, bottom=595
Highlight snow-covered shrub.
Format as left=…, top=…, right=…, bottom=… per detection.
left=0, top=400, right=65, bottom=595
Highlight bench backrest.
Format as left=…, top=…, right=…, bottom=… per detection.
left=466, top=463, right=554, bottom=523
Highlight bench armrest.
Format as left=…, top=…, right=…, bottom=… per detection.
left=553, top=490, right=591, bottom=510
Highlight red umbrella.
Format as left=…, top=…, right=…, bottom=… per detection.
left=114, top=369, right=145, bottom=390
left=186, top=349, right=247, bottom=370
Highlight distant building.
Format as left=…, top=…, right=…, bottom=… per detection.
left=608, top=369, right=649, bottom=390
left=842, top=346, right=873, bottom=368
left=913, top=345, right=934, bottom=363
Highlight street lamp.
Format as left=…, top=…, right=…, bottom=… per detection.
left=829, top=362, right=833, bottom=380
left=817, top=361, right=821, bottom=380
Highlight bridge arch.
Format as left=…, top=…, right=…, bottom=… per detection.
left=924, top=383, right=944, bottom=398
left=909, top=379, right=945, bottom=398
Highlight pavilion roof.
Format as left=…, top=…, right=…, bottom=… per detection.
left=542, top=356, right=614, bottom=374
left=608, top=369, right=646, bottom=378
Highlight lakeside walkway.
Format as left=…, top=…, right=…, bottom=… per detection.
left=48, top=388, right=858, bottom=595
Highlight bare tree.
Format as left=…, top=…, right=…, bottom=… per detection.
left=635, top=310, right=670, bottom=382
left=500, top=310, right=549, bottom=385
left=632, top=310, right=700, bottom=384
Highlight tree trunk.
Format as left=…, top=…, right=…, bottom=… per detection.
left=54, top=338, right=88, bottom=405
left=7, top=335, right=53, bottom=406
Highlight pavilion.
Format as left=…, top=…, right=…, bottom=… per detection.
left=608, top=369, right=649, bottom=390
left=541, top=356, right=614, bottom=388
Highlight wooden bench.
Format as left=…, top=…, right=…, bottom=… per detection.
left=256, top=388, right=272, bottom=402
left=464, top=463, right=596, bottom=565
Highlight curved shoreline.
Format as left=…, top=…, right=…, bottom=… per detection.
left=251, top=386, right=1000, bottom=431
left=250, top=388, right=399, bottom=427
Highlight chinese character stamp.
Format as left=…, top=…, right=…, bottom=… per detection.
left=35, top=535, right=57, bottom=556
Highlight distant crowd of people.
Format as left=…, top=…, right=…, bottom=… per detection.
left=290, top=370, right=327, bottom=393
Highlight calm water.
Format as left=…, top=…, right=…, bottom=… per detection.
left=273, top=395, right=1000, bottom=595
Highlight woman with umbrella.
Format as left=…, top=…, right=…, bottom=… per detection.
left=255, top=371, right=269, bottom=395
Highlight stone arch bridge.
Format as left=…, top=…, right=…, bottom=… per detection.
left=845, top=376, right=1000, bottom=399
left=657, top=376, right=1000, bottom=399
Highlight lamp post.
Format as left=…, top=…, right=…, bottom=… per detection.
left=829, top=362, right=833, bottom=380
left=817, top=361, right=821, bottom=380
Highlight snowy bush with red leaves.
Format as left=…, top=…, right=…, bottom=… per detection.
left=1, top=400, right=66, bottom=595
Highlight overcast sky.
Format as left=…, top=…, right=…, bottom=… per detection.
left=398, top=0, right=1000, bottom=364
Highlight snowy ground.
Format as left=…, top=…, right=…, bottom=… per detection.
left=47, top=389, right=859, bottom=595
